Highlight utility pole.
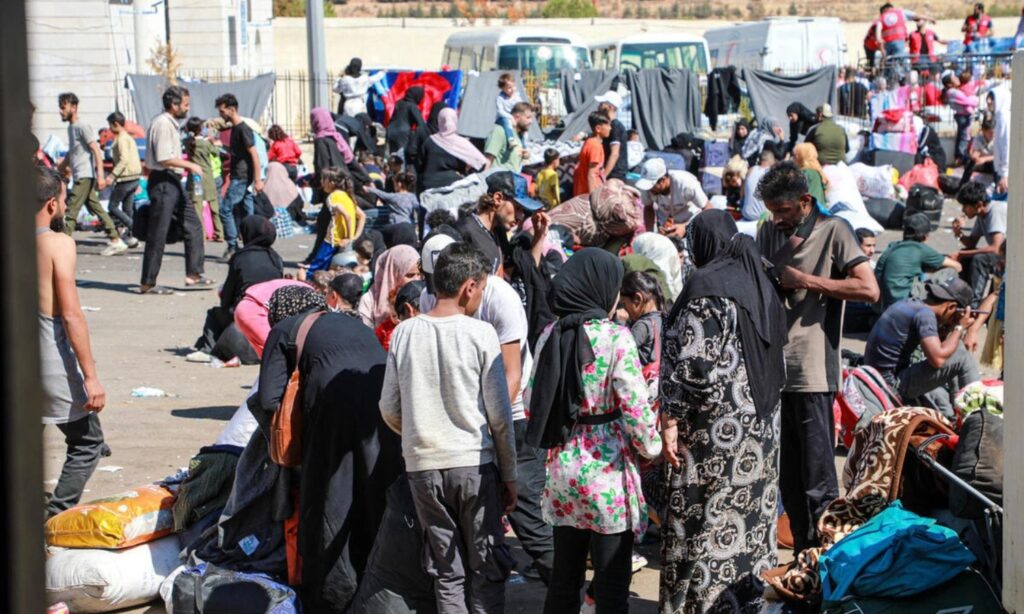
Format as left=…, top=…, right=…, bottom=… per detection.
left=133, top=0, right=146, bottom=73
left=306, top=0, right=330, bottom=111
left=164, top=0, right=171, bottom=45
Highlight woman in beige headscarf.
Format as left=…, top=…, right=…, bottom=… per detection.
left=793, top=142, right=829, bottom=207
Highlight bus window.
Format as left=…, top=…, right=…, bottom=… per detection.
left=497, top=44, right=587, bottom=73
left=620, top=42, right=708, bottom=73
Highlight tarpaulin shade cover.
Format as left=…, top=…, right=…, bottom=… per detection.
left=373, top=71, right=462, bottom=126
left=555, top=73, right=619, bottom=144
left=126, top=74, right=275, bottom=129
left=743, top=67, right=836, bottom=141
left=559, top=69, right=620, bottom=115
left=457, top=71, right=545, bottom=142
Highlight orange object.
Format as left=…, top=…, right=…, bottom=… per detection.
left=45, top=484, right=175, bottom=549
left=270, top=312, right=323, bottom=467
left=285, top=488, right=303, bottom=586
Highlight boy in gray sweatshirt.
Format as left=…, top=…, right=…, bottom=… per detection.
left=380, top=241, right=517, bottom=613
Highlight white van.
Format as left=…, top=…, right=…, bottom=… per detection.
left=704, top=17, right=847, bottom=72
left=441, top=28, right=591, bottom=74
left=590, top=32, right=711, bottom=75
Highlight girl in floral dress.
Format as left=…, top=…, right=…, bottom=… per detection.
left=525, top=248, right=662, bottom=614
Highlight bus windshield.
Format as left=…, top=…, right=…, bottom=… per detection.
left=497, top=44, right=591, bottom=73
left=620, top=42, right=708, bottom=73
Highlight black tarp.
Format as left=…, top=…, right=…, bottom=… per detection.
left=624, top=68, right=702, bottom=150
left=742, top=67, right=836, bottom=141
left=558, top=69, right=620, bottom=115
left=456, top=71, right=544, bottom=142
left=126, top=73, right=275, bottom=127
left=555, top=72, right=619, bottom=144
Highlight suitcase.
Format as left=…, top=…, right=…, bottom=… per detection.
left=821, top=568, right=1002, bottom=613
left=643, top=150, right=688, bottom=172
left=703, top=140, right=730, bottom=168
left=865, top=198, right=905, bottom=230
left=868, top=149, right=917, bottom=175
left=906, top=184, right=944, bottom=212
left=701, top=171, right=722, bottom=196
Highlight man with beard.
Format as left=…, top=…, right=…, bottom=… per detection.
left=36, top=167, right=108, bottom=518
left=455, top=171, right=545, bottom=276
left=139, top=85, right=212, bottom=295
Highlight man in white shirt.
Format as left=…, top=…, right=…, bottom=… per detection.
left=635, top=157, right=710, bottom=237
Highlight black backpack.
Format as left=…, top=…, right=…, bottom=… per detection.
left=906, top=183, right=944, bottom=212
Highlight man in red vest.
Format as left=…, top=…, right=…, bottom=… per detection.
left=909, top=18, right=946, bottom=65
left=963, top=3, right=993, bottom=48
left=864, top=21, right=882, bottom=68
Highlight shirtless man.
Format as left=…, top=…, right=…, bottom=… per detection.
left=36, top=167, right=107, bottom=518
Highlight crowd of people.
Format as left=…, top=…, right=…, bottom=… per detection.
left=34, top=35, right=1011, bottom=613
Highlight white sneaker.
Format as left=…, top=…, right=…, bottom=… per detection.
left=100, top=239, right=128, bottom=256
left=125, top=236, right=140, bottom=249
left=631, top=552, right=648, bottom=573
left=185, top=350, right=212, bottom=363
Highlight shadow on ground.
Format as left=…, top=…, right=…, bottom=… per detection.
left=170, top=405, right=237, bottom=420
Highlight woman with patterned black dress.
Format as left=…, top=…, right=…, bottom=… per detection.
left=658, top=210, right=788, bottom=613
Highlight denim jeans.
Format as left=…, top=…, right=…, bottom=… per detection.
left=46, top=413, right=105, bottom=518
left=108, top=179, right=139, bottom=237
left=222, top=179, right=254, bottom=248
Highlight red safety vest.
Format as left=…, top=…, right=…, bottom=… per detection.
left=964, top=14, right=992, bottom=44
left=880, top=8, right=908, bottom=43
left=908, top=30, right=937, bottom=60
left=864, top=22, right=881, bottom=51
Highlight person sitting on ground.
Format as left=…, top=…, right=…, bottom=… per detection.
left=742, top=118, right=784, bottom=167
left=573, top=112, right=611, bottom=197
left=803, top=104, right=849, bottom=165
left=259, top=161, right=306, bottom=226
left=536, top=148, right=561, bottom=210
left=793, top=143, right=830, bottom=207
left=626, top=129, right=646, bottom=170
left=742, top=148, right=776, bottom=222
left=384, top=154, right=404, bottom=192
left=192, top=215, right=283, bottom=363
left=425, top=208, right=457, bottom=234
left=952, top=181, right=1005, bottom=307
left=875, top=212, right=961, bottom=310
left=785, top=102, right=817, bottom=154
left=967, top=117, right=996, bottom=178
left=267, top=124, right=303, bottom=181
left=357, top=244, right=422, bottom=330
left=419, top=107, right=489, bottom=191
left=327, top=272, right=365, bottom=320
left=857, top=227, right=878, bottom=261
left=864, top=278, right=980, bottom=418
left=722, top=156, right=748, bottom=214
left=729, top=119, right=751, bottom=158
left=369, top=171, right=418, bottom=226
left=379, top=242, right=518, bottom=613
left=36, top=167, right=108, bottom=519
left=484, top=101, right=534, bottom=173
left=308, top=168, right=366, bottom=275
left=635, top=157, right=710, bottom=237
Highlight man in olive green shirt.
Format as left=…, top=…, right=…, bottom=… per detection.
left=106, top=112, right=141, bottom=247
left=804, top=103, right=849, bottom=165
left=483, top=102, right=534, bottom=173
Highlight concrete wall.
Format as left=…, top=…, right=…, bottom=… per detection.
left=171, top=0, right=274, bottom=76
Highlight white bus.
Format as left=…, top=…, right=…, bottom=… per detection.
left=704, top=17, right=847, bottom=72
left=590, top=32, right=711, bottom=75
left=441, top=28, right=591, bottom=74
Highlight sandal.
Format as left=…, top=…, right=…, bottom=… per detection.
left=184, top=276, right=217, bottom=287
left=135, top=285, right=174, bottom=295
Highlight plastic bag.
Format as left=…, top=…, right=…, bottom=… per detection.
left=849, top=163, right=896, bottom=199
left=45, top=484, right=176, bottom=549
left=898, top=158, right=940, bottom=191
left=45, top=535, right=181, bottom=613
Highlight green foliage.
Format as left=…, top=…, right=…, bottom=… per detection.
left=788, top=2, right=798, bottom=15
left=540, top=0, right=598, bottom=18
left=622, top=4, right=633, bottom=17
left=272, top=0, right=335, bottom=17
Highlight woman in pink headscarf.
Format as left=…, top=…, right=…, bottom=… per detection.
left=420, top=107, right=490, bottom=191
left=358, top=245, right=423, bottom=346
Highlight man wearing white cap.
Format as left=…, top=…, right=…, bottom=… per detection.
left=419, top=235, right=554, bottom=582
left=595, top=91, right=629, bottom=181
left=804, top=103, right=849, bottom=165
left=635, top=157, right=710, bottom=237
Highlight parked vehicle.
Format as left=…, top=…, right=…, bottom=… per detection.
left=442, top=28, right=590, bottom=74
left=590, top=32, right=711, bottom=75
left=704, top=17, right=847, bottom=72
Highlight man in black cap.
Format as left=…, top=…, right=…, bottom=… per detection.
left=456, top=171, right=546, bottom=276
left=874, top=211, right=962, bottom=310
left=864, top=277, right=980, bottom=418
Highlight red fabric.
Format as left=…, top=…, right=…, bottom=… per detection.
left=922, top=83, right=942, bottom=106
left=285, top=488, right=302, bottom=586
left=382, top=72, right=453, bottom=126
left=908, top=30, right=938, bottom=61
left=375, top=318, right=397, bottom=351
left=880, top=8, right=908, bottom=43
left=269, top=138, right=303, bottom=165
left=98, top=121, right=145, bottom=147
left=864, top=22, right=881, bottom=51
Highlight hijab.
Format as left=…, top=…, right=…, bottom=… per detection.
left=403, top=86, right=425, bottom=105
left=631, top=232, right=683, bottom=301
left=381, top=222, right=418, bottom=249
left=240, top=214, right=277, bottom=248
left=262, top=162, right=300, bottom=208
left=364, top=245, right=420, bottom=327
left=729, top=119, right=751, bottom=156
left=671, top=210, right=787, bottom=420
left=345, top=57, right=362, bottom=78
left=310, top=106, right=354, bottom=164
left=742, top=118, right=780, bottom=161
left=268, top=285, right=327, bottom=327
left=430, top=108, right=489, bottom=170
left=786, top=102, right=816, bottom=136
left=793, top=143, right=830, bottom=187
left=526, top=248, right=624, bottom=449
left=426, top=102, right=447, bottom=135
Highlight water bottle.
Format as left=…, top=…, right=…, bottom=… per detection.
left=192, top=175, right=203, bottom=198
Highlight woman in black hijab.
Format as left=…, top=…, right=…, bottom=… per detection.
left=386, top=86, right=425, bottom=156
left=786, top=102, right=817, bottom=154
left=525, top=248, right=662, bottom=614
left=192, top=215, right=284, bottom=363
left=729, top=118, right=751, bottom=158
left=658, top=209, right=787, bottom=613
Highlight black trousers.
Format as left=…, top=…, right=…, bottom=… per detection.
left=508, top=419, right=554, bottom=583
left=779, top=391, right=839, bottom=553
left=142, top=171, right=205, bottom=286
left=108, top=179, right=139, bottom=236
left=544, top=526, right=633, bottom=614
left=46, top=413, right=104, bottom=518
left=960, top=252, right=1000, bottom=308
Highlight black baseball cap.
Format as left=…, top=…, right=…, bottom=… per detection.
left=485, top=171, right=545, bottom=213
left=924, top=278, right=973, bottom=309
left=903, top=212, right=931, bottom=240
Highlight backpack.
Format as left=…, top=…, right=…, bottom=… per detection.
left=906, top=183, right=944, bottom=212
left=835, top=366, right=903, bottom=449
left=269, top=311, right=324, bottom=468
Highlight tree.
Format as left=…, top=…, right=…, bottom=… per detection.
left=540, top=0, right=598, bottom=18
left=273, top=0, right=334, bottom=17
left=147, top=42, right=182, bottom=84
left=788, top=1, right=798, bottom=15
left=429, top=2, right=440, bottom=17
left=622, top=5, right=633, bottom=17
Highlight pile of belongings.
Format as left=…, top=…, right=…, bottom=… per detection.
left=547, top=179, right=644, bottom=249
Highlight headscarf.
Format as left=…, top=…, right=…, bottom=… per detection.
left=786, top=102, right=816, bottom=136
left=345, top=57, right=362, bottom=77
left=729, top=119, right=751, bottom=156
left=310, top=106, right=354, bottom=164
left=631, top=232, right=683, bottom=301
left=430, top=108, right=489, bottom=170
left=793, top=143, right=830, bottom=187
left=362, top=245, right=420, bottom=327
left=262, top=162, right=300, bottom=208
left=380, top=222, right=418, bottom=249
left=239, top=214, right=277, bottom=248
left=742, top=118, right=780, bottom=161
left=403, top=86, right=425, bottom=105
left=526, top=248, right=624, bottom=449
left=621, top=253, right=671, bottom=301
left=267, top=285, right=327, bottom=327
left=671, top=210, right=787, bottom=420
left=426, top=102, right=447, bottom=135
